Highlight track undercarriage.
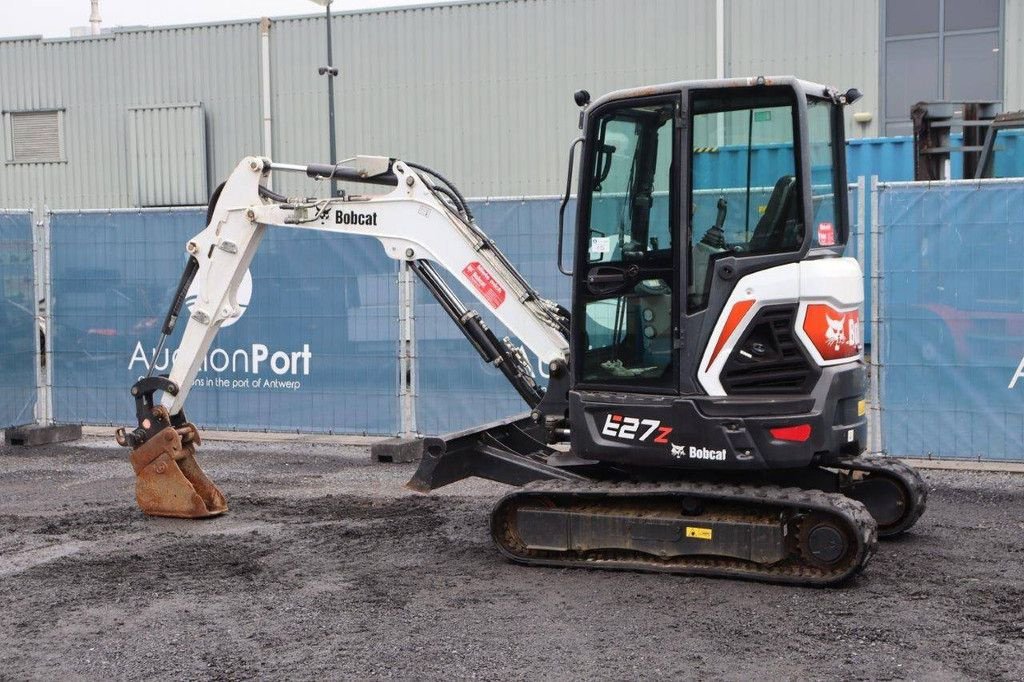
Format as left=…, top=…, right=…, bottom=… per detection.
left=491, top=481, right=877, bottom=586
left=408, top=415, right=927, bottom=587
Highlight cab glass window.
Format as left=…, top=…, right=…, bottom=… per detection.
left=806, top=97, right=845, bottom=248
left=688, top=90, right=801, bottom=310
left=585, top=103, right=675, bottom=266
left=578, top=99, right=677, bottom=389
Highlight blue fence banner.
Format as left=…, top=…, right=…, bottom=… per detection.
left=879, top=180, right=1024, bottom=460
left=0, top=211, right=37, bottom=428
left=45, top=177, right=1023, bottom=457
left=50, top=210, right=400, bottom=434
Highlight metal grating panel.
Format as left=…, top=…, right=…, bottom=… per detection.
left=127, top=103, right=208, bottom=206
left=7, top=110, right=62, bottom=162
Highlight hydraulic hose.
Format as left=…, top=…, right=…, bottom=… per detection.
left=405, top=161, right=474, bottom=222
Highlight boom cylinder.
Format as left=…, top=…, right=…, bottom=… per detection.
left=410, top=260, right=543, bottom=407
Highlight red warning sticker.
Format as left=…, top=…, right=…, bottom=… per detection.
left=817, top=222, right=836, bottom=246
left=462, top=261, right=506, bottom=309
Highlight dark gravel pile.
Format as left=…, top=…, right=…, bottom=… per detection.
left=0, top=439, right=1022, bottom=680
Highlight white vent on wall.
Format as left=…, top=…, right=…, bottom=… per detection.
left=3, top=110, right=65, bottom=163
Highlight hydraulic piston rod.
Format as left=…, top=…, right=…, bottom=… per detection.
left=411, top=260, right=543, bottom=407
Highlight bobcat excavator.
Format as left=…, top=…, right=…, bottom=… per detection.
left=116, top=76, right=926, bottom=586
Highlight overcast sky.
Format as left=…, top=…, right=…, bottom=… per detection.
left=4, top=0, right=432, bottom=38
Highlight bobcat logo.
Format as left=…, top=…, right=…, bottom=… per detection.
left=670, top=443, right=728, bottom=461
left=825, top=315, right=847, bottom=351
left=825, top=314, right=861, bottom=352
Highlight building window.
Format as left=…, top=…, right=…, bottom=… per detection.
left=883, top=0, right=1002, bottom=135
left=3, top=110, right=65, bottom=163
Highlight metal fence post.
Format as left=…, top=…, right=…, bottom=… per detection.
left=855, top=176, right=867, bottom=343
left=868, top=176, right=883, bottom=455
left=31, top=206, right=53, bottom=427
left=856, top=176, right=866, bottom=275
left=397, top=260, right=418, bottom=437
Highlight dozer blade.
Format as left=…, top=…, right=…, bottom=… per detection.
left=127, top=425, right=227, bottom=519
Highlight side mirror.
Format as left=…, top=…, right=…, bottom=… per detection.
left=843, top=88, right=863, bottom=105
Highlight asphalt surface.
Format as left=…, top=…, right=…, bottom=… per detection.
left=0, top=437, right=1022, bottom=681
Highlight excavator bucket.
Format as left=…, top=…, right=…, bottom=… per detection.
left=125, top=422, right=227, bottom=519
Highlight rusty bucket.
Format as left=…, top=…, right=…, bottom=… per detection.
left=119, top=415, right=227, bottom=519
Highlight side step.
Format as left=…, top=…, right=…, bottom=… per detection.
left=490, top=481, right=878, bottom=586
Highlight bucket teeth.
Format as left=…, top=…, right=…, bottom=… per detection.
left=128, top=425, right=227, bottom=519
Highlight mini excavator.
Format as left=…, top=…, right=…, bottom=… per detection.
left=117, top=77, right=926, bottom=586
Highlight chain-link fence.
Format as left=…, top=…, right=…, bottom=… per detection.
left=4, top=181, right=1024, bottom=460
left=875, top=179, right=1024, bottom=461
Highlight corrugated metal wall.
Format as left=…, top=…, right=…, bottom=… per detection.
left=0, top=0, right=724, bottom=207
left=127, top=103, right=208, bottom=206
left=0, top=22, right=261, bottom=208
left=8, top=0, right=1018, bottom=207
left=1005, top=0, right=1024, bottom=112
left=726, top=0, right=881, bottom=139
left=268, top=0, right=717, bottom=198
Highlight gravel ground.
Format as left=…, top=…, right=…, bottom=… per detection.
left=0, top=436, right=1022, bottom=681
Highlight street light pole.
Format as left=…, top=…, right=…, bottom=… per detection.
left=312, top=0, right=339, bottom=197
left=325, top=1, right=338, bottom=197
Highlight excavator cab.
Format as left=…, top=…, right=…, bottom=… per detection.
left=568, top=78, right=866, bottom=472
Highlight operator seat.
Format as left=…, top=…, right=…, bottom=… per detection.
left=747, top=175, right=801, bottom=253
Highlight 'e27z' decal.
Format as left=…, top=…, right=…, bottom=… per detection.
left=601, top=414, right=673, bottom=444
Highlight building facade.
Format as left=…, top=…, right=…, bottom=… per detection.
left=0, top=0, right=1019, bottom=208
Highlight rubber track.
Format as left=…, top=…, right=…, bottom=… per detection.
left=490, top=480, right=878, bottom=587
left=835, top=456, right=928, bottom=537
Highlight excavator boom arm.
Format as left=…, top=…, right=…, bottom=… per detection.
left=162, top=156, right=569, bottom=416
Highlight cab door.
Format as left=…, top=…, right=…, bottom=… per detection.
left=571, top=95, right=681, bottom=394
